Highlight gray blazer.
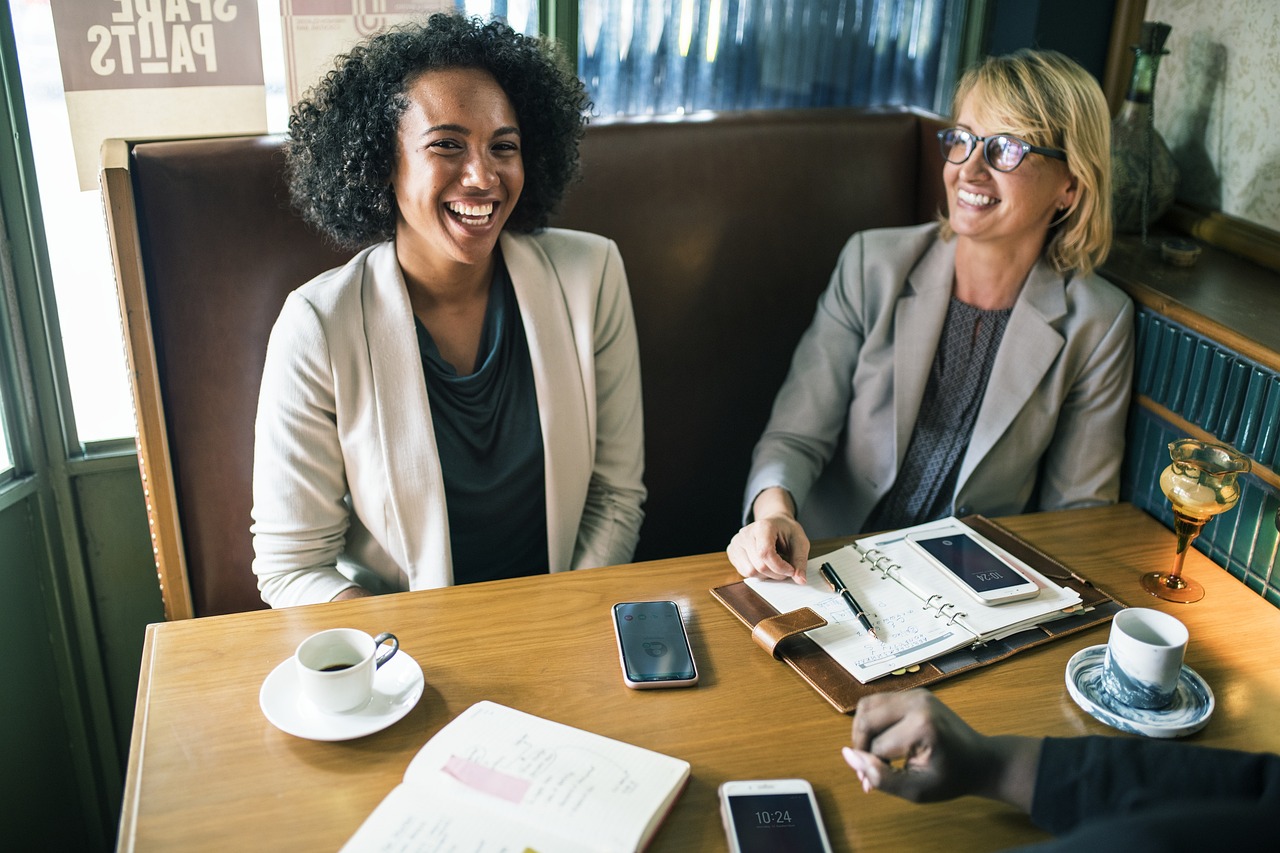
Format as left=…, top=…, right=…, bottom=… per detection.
left=745, top=223, right=1135, bottom=538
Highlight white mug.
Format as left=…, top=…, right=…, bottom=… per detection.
left=295, top=628, right=399, bottom=713
left=1101, top=609, right=1187, bottom=710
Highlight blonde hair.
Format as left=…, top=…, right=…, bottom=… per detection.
left=938, top=49, right=1112, bottom=277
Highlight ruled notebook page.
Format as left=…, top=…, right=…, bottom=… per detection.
left=341, top=700, right=690, bottom=853
left=746, top=517, right=1082, bottom=682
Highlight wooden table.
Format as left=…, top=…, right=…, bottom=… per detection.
left=118, top=504, right=1280, bottom=851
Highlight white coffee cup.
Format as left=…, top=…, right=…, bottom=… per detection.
left=1101, top=609, right=1187, bottom=710
left=295, top=628, right=399, bottom=713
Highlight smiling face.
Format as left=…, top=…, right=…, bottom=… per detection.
left=944, top=90, right=1077, bottom=256
left=390, top=67, right=524, bottom=285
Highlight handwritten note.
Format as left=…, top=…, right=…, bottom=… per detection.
left=746, top=518, right=1082, bottom=683
left=340, top=702, right=689, bottom=853
left=748, top=543, right=967, bottom=681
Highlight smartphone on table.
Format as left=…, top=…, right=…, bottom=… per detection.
left=611, top=600, right=698, bottom=688
left=719, top=778, right=835, bottom=853
left=905, top=529, right=1040, bottom=605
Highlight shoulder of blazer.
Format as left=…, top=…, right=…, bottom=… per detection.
left=835, top=222, right=952, bottom=303
left=510, top=228, right=614, bottom=272
left=1063, top=267, right=1134, bottom=321
left=845, top=221, right=942, bottom=263
left=501, top=230, right=620, bottom=310
left=288, top=242, right=382, bottom=314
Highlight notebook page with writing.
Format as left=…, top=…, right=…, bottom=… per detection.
left=856, top=518, right=1082, bottom=639
left=342, top=784, right=596, bottom=853
left=746, top=544, right=972, bottom=682
left=341, top=701, right=689, bottom=853
left=745, top=517, right=1082, bottom=683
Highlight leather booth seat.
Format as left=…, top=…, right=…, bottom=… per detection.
left=104, top=107, right=946, bottom=617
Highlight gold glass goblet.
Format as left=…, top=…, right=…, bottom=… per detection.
left=1143, top=438, right=1251, bottom=603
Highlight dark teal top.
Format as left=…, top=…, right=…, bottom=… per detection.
left=415, top=257, right=548, bottom=584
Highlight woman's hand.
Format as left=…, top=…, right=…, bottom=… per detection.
left=842, top=689, right=1040, bottom=812
left=726, top=488, right=811, bottom=583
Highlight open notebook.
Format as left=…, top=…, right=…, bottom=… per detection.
left=340, top=701, right=690, bottom=853
left=712, top=515, right=1122, bottom=712
left=746, top=517, right=1083, bottom=681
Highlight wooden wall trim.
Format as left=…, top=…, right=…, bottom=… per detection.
left=100, top=140, right=194, bottom=622
left=1164, top=201, right=1280, bottom=275
left=1137, top=395, right=1280, bottom=492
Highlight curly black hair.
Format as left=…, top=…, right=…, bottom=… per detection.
left=285, top=14, right=590, bottom=249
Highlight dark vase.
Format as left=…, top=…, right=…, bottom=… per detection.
left=1112, top=22, right=1179, bottom=236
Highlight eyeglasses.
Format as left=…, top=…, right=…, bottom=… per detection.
left=937, top=127, right=1066, bottom=172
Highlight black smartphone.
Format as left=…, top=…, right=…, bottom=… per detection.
left=611, top=600, right=699, bottom=689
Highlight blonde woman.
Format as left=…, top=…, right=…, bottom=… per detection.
left=729, top=49, right=1133, bottom=583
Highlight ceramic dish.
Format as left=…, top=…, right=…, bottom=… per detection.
left=1065, top=644, right=1213, bottom=738
left=260, top=650, right=423, bottom=741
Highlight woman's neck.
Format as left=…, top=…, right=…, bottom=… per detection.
left=397, top=242, right=496, bottom=309
left=397, top=245, right=497, bottom=377
left=952, top=238, right=1041, bottom=310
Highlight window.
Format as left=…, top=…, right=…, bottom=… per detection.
left=10, top=0, right=134, bottom=446
left=0, top=398, right=10, bottom=473
left=7, top=0, right=957, bottom=450
left=580, top=0, right=965, bottom=117
left=6, top=1, right=536, bottom=450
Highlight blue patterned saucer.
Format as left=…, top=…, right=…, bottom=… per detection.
left=1065, top=645, right=1214, bottom=739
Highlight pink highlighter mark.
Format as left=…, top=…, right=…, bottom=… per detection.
left=443, top=755, right=531, bottom=804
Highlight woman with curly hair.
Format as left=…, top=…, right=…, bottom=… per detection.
left=251, top=14, right=645, bottom=607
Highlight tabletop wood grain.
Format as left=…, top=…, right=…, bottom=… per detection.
left=117, top=504, right=1280, bottom=852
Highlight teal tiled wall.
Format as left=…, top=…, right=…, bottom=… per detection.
left=1122, top=308, right=1280, bottom=608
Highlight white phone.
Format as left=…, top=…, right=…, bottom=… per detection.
left=905, top=530, right=1040, bottom=605
left=719, top=779, right=834, bottom=853
left=611, top=600, right=699, bottom=688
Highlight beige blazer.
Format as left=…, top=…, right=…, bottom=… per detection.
left=252, top=229, right=646, bottom=608
left=745, top=223, right=1135, bottom=538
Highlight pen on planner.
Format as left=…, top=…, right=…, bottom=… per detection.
left=818, top=562, right=879, bottom=640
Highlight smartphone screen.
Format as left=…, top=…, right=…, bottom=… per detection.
left=613, top=601, right=697, bottom=684
left=910, top=533, right=1028, bottom=592
left=725, top=792, right=830, bottom=853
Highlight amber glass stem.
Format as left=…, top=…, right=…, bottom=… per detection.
left=1166, top=515, right=1207, bottom=588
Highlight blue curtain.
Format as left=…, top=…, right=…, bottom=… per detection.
left=579, top=0, right=965, bottom=117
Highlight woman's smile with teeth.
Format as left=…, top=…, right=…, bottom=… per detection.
left=958, top=189, right=997, bottom=207
left=447, top=201, right=495, bottom=225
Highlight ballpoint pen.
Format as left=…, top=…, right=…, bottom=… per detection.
left=818, top=562, right=879, bottom=640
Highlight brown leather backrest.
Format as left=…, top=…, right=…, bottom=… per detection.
left=114, top=136, right=352, bottom=617
left=109, top=108, right=944, bottom=617
left=553, top=108, right=945, bottom=560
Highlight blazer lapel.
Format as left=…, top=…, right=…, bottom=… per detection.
left=892, top=237, right=956, bottom=469
left=958, top=258, right=1067, bottom=488
left=501, top=233, right=592, bottom=572
left=362, top=242, right=452, bottom=583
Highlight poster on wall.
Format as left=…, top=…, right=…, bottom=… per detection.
left=49, top=0, right=269, bottom=191
left=281, top=0, right=453, bottom=107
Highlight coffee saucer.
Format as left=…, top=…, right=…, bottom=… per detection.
left=1065, top=644, right=1214, bottom=739
left=259, top=651, right=423, bottom=741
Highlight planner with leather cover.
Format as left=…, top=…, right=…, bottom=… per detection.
left=710, top=515, right=1124, bottom=713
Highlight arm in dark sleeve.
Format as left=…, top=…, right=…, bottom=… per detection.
left=1031, top=736, right=1280, bottom=835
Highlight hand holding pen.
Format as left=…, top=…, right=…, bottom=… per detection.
left=819, top=562, right=879, bottom=640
